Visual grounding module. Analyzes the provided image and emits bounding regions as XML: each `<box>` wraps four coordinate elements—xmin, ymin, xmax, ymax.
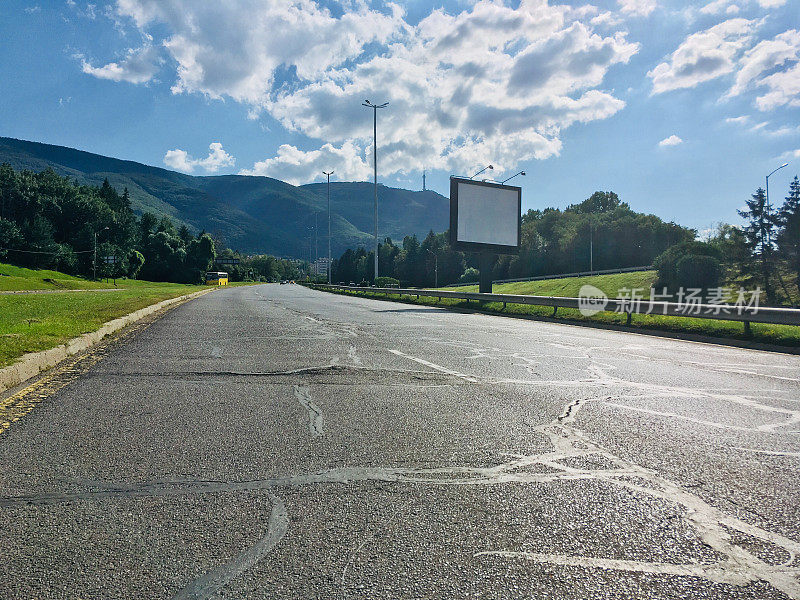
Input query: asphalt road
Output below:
<box><xmin>1</xmin><ymin>283</ymin><xmax>799</xmax><ymax>599</ymax></box>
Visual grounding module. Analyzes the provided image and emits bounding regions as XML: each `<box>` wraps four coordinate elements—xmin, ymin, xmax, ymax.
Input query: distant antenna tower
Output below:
<box><xmin>422</xmin><ymin>169</ymin><xmax>427</xmax><ymax>191</ymax></box>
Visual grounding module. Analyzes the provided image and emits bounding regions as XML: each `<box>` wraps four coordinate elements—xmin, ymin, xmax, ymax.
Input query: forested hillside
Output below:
<box><xmin>0</xmin><ymin>137</ymin><xmax>448</xmax><ymax>257</ymax></box>
<box><xmin>0</xmin><ymin>165</ymin><xmax>301</xmax><ymax>283</ymax></box>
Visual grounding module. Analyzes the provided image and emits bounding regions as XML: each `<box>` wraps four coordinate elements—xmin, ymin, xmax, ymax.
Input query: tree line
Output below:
<box><xmin>332</xmin><ymin>191</ymin><xmax>694</xmax><ymax>287</ymax></box>
<box><xmin>0</xmin><ymin>165</ymin><xmax>302</xmax><ymax>283</ymax></box>
<box><xmin>331</xmin><ymin>183</ymin><xmax>800</xmax><ymax>307</ymax></box>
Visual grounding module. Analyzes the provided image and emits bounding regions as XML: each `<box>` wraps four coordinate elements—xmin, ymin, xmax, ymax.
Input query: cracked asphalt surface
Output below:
<box><xmin>1</xmin><ymin>283</ymin><xmax>799</xmax><ymax>599</ymax></box>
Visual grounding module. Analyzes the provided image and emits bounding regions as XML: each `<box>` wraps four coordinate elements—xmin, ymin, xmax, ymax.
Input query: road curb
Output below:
<box><xmin>0</xmin><ymin>288</ymin><xmax>214</xmax><ymax>394</ymax></box>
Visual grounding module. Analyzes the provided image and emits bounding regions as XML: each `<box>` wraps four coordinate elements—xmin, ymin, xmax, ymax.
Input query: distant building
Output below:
<box><xmin>311</xmin><ymin>257</ymin><xmax>330</xmax><ymax>276</ymax></box>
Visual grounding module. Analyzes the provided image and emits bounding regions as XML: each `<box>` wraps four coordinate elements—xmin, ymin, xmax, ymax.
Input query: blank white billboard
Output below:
<box><xmin>453</xmin><ymin>180</ymin><xmax>520</xmax><ymax>250</ymax></box>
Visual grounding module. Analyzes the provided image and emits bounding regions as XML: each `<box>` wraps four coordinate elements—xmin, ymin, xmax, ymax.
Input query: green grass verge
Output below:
<box><xmin>316</xmin><ymin>286</ymin><xmax>800</xmax><ymax>349</ymax></box>
<box><xmin>446</xmin><ymin>270</ymin><xmax>658</xmax><ymax>298</ymax></box>
<box><xmin>0</xmin><ymin>278</ymin><xmax>207</xmax><ymax>368</ymax></box>
<box><xmin>0</xmin><ymin>263</ymin><xmax>116</xmax><ymax>291</ymax></box>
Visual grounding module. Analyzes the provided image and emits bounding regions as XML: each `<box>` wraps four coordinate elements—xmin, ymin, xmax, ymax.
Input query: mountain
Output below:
<box><xmin>0</xmin><ymin>136</ymin><xmax>449</xmax><ymax>257</ymax></box>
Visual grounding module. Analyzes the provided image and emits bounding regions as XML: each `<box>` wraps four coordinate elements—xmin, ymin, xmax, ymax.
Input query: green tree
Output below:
<box><xmin>185</xmin><ymin>233</ymin><xmax>216</xmax><ymax>283</ymax></box>
<box><xmin>738</xmin><ymin>187</ymin><xmax>778</xmax><ymax>303</ymax></box>
<box><xmin>127</xmin><ymin>249</ymin><xmax>145</xmax><ymax>279</ymax></box>
<box><xmin>777</xmin><ymin>175</ymin><xmax>800</xmax><ymax>297</ymax></box>
<box><xmin>0</xmin><ymin>218</ymin><xmax>23</xmax><ymax>260</ymax></box>
<box><xmin>708</xmin><ymin>223</ymin><xmax>751</xmax><ymax>282</ymax></box>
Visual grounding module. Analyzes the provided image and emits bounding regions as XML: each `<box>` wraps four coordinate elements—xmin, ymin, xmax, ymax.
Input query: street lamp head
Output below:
<box><xmin>520</xmin><ymin>171</ymin><xmax>526</xmax><ymax>176</ymax></box>
<box><xmin>781</xmin><ymin>162</ymin><xmax>789</xmax><ymax>168</ymax></box>
<box><xmin>488</xmin><ymin>165</ymin><xmax>494</xmax><ymax>169</ymax></box>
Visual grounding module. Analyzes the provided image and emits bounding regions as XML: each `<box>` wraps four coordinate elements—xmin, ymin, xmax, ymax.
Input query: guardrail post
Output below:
<box><xmin>502</xmin><ymin>302</ymin><xmax>506</xmax><ymax>311</ymax></box>
<box><xmin>552</xmin><ymin>306</ymin><xmax>557</xmax><ymax>316</ymax></box>
<box><xmin>626</xmin><ymin>310</ymin><xmax>632</xmax><ymax>326</ymax></box>
<box><xmin>744</xmin><ymin>320</ymin><xmax>752</xmax><ymax>337</ymax></box>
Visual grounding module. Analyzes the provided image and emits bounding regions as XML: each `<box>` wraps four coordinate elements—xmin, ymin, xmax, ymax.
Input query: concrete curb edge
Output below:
<box><xmin>0</xmin><ymin>288</ymin><xmax>214</xmax><ymax>394</ymax></box>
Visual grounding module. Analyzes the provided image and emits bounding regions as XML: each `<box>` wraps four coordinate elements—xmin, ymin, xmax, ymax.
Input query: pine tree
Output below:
<box><xmin>738</xmin><ymin>187</ymin><xmax>779</xmax><ymax>304</ymax></box>
<box><xmin>777</xmin><ymin>176</ymin><xmax>800</xmax><ymax>297</ymax></box>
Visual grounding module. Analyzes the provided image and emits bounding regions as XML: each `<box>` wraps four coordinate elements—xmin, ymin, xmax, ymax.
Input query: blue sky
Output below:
<box><xmin>0</xmin><ymin>0</ymin><xmax>798</xmax><ymax>233</ymax></box>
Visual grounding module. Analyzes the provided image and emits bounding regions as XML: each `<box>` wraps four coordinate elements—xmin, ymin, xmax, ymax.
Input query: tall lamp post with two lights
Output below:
<box><xmin>362</xmin><ymin>99</ymin><xmax>388</xmax><ymax>281</ymax></box>
<box><xmin>323</xmin><ymin>170</ymin><xmax>334</xmax><ymax>284</ymax></box>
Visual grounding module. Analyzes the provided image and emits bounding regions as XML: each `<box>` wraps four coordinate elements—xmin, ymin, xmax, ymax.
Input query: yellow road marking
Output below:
<box><xmin>0</xmin><ymin>316</ymin><xmax>157</xmax><ymax>436</ymax></box>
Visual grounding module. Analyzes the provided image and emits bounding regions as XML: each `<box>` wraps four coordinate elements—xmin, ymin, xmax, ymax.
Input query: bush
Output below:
<box><xmin>676</xmin><ymin>254</ymin><xmax>723</xmax><ymax>290</ymax></box>
<box><xmin>460</xmin><ymin>267</ymin><xmax>480</xmax><ymax>283</ymax></box>
<box><xmin>375</xmin><ymin>276</ymin><xmax>400</xmax><ymax>287</ymax></box>
<box><xmin>654</xmin><ymin>241</ymin><xmax>722</xmax><ymax>291</ymax></box>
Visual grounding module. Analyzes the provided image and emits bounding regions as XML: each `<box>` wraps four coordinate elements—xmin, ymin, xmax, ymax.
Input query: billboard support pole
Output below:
<box><xmin>479</xmin><ymin>253</ymin><xmax>493</xmax><ymax>294</ymax></box>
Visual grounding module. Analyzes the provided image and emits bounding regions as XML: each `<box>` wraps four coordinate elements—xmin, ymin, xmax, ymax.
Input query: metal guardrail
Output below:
<box><xmin>314</xmin><ymin>284</ymin><xmax>800</xmax><ymax>328</ymax></box>
<box><xmin>445</xmin><ymin>265</ymin><xmax>654</xmax><ymax>287</ymax></box>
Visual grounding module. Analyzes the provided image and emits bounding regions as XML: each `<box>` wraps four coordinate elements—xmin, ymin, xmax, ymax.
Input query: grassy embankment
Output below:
<box><xmin>319</xmin><ymin>270</ymin><xmax>800</xmax><ymax>349</ymax></box>
<box><xmin>0</xmin><ymin>263</ymin><xmax>210</xmax><ymax>368</ymax></box>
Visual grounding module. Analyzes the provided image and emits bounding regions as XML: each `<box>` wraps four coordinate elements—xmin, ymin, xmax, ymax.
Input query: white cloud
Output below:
<box><xmin>778</xmin><ymin>148</ymin><xmax>800</xmax><ymax>161</ymax></box>
<box><xmin>699</xmin><ymin>0</ymin><xmax>740</xmax><ymax>15</ymax></box>
<box><xmin>658</xmin><ymin>134</ymin><xmax>683</xmax><ymax>146</ymax></box>
<box><xmin>240</xmin><ymin>141</ymin><xmax>371</xmax><ymax>185</ymax></box>
<box><xmin>725</xmin><ymin>115</ymin><xmax>749</xmax><ymax>124</ymax></box>
<box><xmin>163</xmin><ymin>142</ymin><xmax>235</xmax><ymax>174</ymax></box>
<box><xmin>727</xmin><ymin>29</ymin><xmax>800</xmax><ymax>110</ymax></box>
<box><xmin>89</xmin><ymin>1</ymin><xmax>639</xmax><ymax>184</ymax></box>
<box><xmin>757</xmin><ymin>0</ymin><xmax>786</xmax><ymax>7</ymax></box>
<box><xmin>648</xmin><ymin>18</ymin><xmax>758</xmax><ymax>94</ymax></box>
<box><xmin>24</xmin><ymin>5</ymin><xmax>41</xmax><ymax>13</ymax></box>
<box><xmin>114</xmin><ymin>0</ymin><xmax>404</xmax><ymax>104</ymax></box>
<box><xmin>81</xmin><ymin>44</ymin><xmax>162</xmax><ymax>84</ymax></box>
<box><xmin>762</xmin><ymin>124</ymin><xmax>800</xmax><ymax>136</ymax></box>
<box><xmin>725</xmin><ymin>115</ymin><xmax>800</xmax><ymax>136</ymax></box>
<box><xmin>617</xmin><ymin>0</ymin><xmax>657</xmax><ymax>17</ymax></box>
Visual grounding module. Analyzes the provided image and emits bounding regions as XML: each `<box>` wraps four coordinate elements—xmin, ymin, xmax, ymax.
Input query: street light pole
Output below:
<box><xmin>323</xmin><ymin>170</ymin><xmax>334</xmax><ymax>284</ymax></box>
<box><xmin>766</xmin><ymin>162</ymin><xmax>789</xmax><ymax>247</ymax></box>
<box><xmin>362</xmin><ymin>99</ymin><xmax>388</xmax><ymax>281</ymax></box>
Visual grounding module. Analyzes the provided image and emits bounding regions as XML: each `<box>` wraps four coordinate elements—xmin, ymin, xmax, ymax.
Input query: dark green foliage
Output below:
<box><xmin>708</xmin><ymin>224</ymin><xmax>750</xmax><ymax>280</ymax></box>
<box><xmin>0</xmin><ymin>218</ymin><xmax>23</xmax><ymax>260</ymax></box>
<box><xmin>0</xmin><ymin>162</ymin><xmax>295</xmax><ymax>284</ymax></box>
<box><xmin>331</xmin><ymin>190</ymin><xmax>693</xmax><ymax>288</ymax></box>
<box><xmin>675</xmin><ymin>254</ymin><xmax>723</xmax><ymax>290</ymax></box>
<box><xmin>739</xmin><ymin>187</ymin><xmax>780</xmax><ymax>303</ymax></box>
<box><xmin>654</xmin><ymin>241</ymin><xmax>722</xmax><ymax>290</ymax></box>
<box><xmin>127</xmin><ymin>250</ymin><xmax>145</xmax><ymax>279</ymax></box>
<box><xmin>777</xmin><ymin>176</ymin><xmax>800</xmax><ymax>297</ymax></box>
<box><xmin>460</xmin><ymin>267</ymin><xmax>480</xmax><ymax>283</ymax></box>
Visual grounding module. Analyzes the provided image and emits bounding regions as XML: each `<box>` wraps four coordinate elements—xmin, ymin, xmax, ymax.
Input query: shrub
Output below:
<box><xmin>654</xmin><ymin>241</ymin><xmax>722</xmax><ymax>291</ymax></box>
<box><xmin>676</xmin><ymin>254</ymin><xmax>723</xmax><ymax>290</ymax></box>
<box><xmin>375</xmin><ymin>276</ymin><xmax>400</xmax><ymax>287</ymax></box>
<box><xmin>460</xmin><ymin>267</ymin><xmax>480</xmax><ymax>283</ymax></box>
